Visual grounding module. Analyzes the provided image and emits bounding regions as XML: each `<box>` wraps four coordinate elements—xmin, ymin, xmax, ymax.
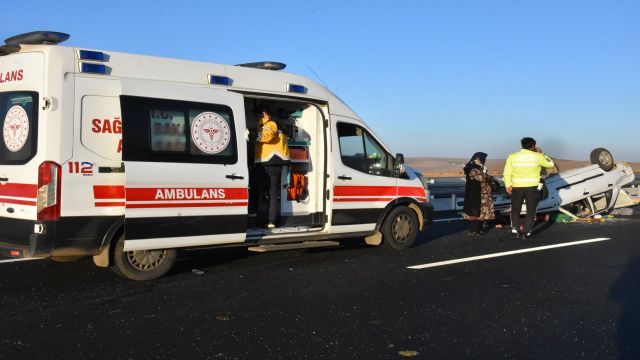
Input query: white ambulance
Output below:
<box><xmin>0</xmin><ymin>31</ymin><xmax>432</xmax><ymax>280</ymax></box>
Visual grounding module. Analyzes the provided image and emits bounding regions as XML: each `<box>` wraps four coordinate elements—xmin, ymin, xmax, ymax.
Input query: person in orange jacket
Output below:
<box><xmin>249</xmin><ymin>105</ymin><xmax>290</xmax><ymax>228</ymax></box>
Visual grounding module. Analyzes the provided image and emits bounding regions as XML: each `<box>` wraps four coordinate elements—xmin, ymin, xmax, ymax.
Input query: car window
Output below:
<box><xmin>337</xmin><ymin>122</ymin><xmax>393</xmax><ymax>177</ymax></box>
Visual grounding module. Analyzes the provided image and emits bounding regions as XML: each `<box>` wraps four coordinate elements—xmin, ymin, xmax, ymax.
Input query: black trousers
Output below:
<box><xmin>248</xmin><ymin>164</ymin><xmax>282</xmax><ymax>224</ymax></box>
<box><xmin>263</xmin><ymin>165</ymin><xmax>282</xmax><ymax>223</ymax></box>
<box><xmin>468</xmin><ymin>220</ymin><xmax>483</xmax><ymax>233</ymax></box>
<box><xmin>510</xmin><ymin>186</ymin><xmax>540</xmax><ymax>234</ymax></box>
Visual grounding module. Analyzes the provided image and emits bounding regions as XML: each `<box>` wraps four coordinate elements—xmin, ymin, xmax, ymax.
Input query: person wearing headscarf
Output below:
<box><xmin>463</xmin><ymin>152</ymin><xmax>496</xmax><ymax>235</ymax></box>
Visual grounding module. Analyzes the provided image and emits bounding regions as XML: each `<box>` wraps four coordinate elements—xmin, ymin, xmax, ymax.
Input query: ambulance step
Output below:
<box><xmin>248</xmin><ymin>241</ymin><xmax>340</xmax><ymax>253</ymax></box>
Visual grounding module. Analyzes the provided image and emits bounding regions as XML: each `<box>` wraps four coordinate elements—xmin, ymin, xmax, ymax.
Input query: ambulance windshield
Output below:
<box><xmin>0</xmin><ymin>91</ymin><xmax>38</xmax><ymax>164</ymax></box>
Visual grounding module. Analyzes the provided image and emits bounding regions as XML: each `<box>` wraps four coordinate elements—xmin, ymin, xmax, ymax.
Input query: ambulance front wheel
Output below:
<box><xmin>382</xmin><ymin>206</ymin><xmax>419</xmax><ymax>250</ymax></box>
<box><xmin>111</xmin><ymin>234</ymin><xmax>178</xmax><ymax>281</ymax></box>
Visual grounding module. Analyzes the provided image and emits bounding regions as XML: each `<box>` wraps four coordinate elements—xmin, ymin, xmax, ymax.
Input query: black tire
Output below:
<box><xmin>111</xmin><ymin>234</ymin><xmax>177</xmax><ymax>281</ymax></box>
<box><xmin>590</xmin><ymin>148</ymin><xmax>614</xmax><ymax>171</ymax></box>
<box><xmin>382</xmin><ymin>206</ymin><xmax>419</xmax><ymax>250</ymax></box>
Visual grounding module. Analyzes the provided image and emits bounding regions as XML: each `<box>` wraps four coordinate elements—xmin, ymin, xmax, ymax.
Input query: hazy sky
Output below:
<box><xmin>2</xmin><ymin>0</ymin><xmax>638</xmax><ymax>160</ymax></box>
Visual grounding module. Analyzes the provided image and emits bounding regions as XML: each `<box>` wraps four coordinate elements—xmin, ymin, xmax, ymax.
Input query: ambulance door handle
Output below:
<box><xmin>338</xmin><ymin>175</ymin><xmax>352</xmax><ymax>181</ymax></box>
<box><xmin>0</xmin><ymin>177</ymin><xmax>7</xmax><ymax>182</ymax></box>
<box><xmin>226</xmin><ymin>174</ymin><xmax>244</xmax><ymax>180</ymax></box>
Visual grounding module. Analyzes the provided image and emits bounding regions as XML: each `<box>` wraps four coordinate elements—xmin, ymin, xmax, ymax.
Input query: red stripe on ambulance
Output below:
<box><xmin>398</xmin><ymin>186</ymin><xmax>427</xmax><ymax>198</ymax></box>
<box><xmin>0</xmin><ymin>197</ymin><xmax>37</xmax><ymax>206</ymax></box>
<box><xmin>333</xmin><ymin>186</ymin><xmax>426</xmax><ymax>202</ymax></box>
<box><xmin>334</xmin><ymin>186</ymin><xmax>396</xmax><ymax>197</ymax></box>
<box><xmin>93</xmin><ymin>185</ymin><xmax>125</xmax><ymax>199</ymax></box>
<box><xmin>126</xmin><ymin>201</ymin><xmax>248</xmax><ymax>209</ymax></box>
<box><xmin>92</xmin><ymin>185</ymin><xmax>126</xmax><ymax>207</ymax></box>
<box><xmin>126</xmin><ymin>187</ymin><xmax>248</xmax><ymax>201</ymax></box>
<box><xmin>0</xmin><ymin>183</ymin><xmax>38</xmax><ymax>199</ymax></box>
<box><xmin>333</xmin><ymin>197</ymin><xmax>396</xmax><ymax>202</ymax></box>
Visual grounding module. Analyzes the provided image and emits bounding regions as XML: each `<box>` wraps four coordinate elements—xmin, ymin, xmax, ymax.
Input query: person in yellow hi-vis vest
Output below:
<box><xmin>249</xmin><ymin>105</ymin><xmax>290</xmax><ymax>229</ymax></box>
<box><xmin>503</xmin><ymin>137</ymin><xmax>554</xmax><ymax>239</ymax></box>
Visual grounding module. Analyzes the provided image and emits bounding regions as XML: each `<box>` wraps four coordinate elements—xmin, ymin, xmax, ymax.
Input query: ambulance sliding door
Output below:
<box><xmin>120</xmin><ymin>79</ymin><xmax>248</xmax><ymax>251</ymax></box>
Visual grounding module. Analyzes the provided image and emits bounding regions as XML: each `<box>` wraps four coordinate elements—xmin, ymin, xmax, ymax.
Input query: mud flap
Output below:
<box><xmin>365</xmin><ymin>230</ymin><xmax>382</xmax><ymax>246</ymax></box>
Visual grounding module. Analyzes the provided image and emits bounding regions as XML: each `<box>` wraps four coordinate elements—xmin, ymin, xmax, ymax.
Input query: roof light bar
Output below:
<box><xmin>209</xmin><ymin>75</ymin><xmax>232</xmax><ymax>86</ymax></box>
<box><xmin>236</xmin><ymin>61</ymin><xmax>286</xmax><ymax>71</ymax></box>
<box><xmin>0</xmin><ymin>44</ymin><xmax>20</xmax><ymax>56</ymax></box>
<box><xmin>5</xmin><ymin>31</ymin><xmax>70</xmax><ymax>46</ymax></box>
<box><xmin>287</xmin><ymin>84</ymin><xmax>307</xmax><ymax>94</ymax></box>
<box><xmin>78</xmin><ymin>50</ymin><xmax>106</xmax><ymax>61</ymax></box>
<box><xmin>79</xmin><ymin>62</ymin><xmax>108</xmax><ymax>75</ymax></box>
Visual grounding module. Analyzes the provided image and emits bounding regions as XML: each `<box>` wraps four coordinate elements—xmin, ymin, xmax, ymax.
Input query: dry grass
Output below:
<box><xmin>407</xmin><ymin>157</ymin><xmax>640</xmax><ymax>178</ymax></box>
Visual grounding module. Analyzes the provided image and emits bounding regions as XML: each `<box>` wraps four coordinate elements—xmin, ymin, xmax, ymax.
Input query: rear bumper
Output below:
<box><xmin>0</xmin><ymin>218</ymin><xmax>55</xmax><ymax>258</ymax></box>
<box><xmin>0</xmin><ymin>216</ymin><xmax>121</xmax><ymax>259</ymax></box>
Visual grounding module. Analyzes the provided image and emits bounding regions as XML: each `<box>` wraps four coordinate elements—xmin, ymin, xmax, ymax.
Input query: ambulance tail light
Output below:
<box><xmin>37</xmin><ymin>161</ymin><xmax>61</xmax><ymax>221</ymax></box>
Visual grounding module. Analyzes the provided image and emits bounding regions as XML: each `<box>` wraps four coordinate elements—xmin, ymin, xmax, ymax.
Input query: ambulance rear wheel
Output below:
<box><xmin>111</xmin><ymin>234</ymin><xmax>177</xmax><ymax>281</ymax></box>
<box><xmin>382</xmin><ymin>206</ymin><xmax>418</xmax><ymax>250</ymax></box>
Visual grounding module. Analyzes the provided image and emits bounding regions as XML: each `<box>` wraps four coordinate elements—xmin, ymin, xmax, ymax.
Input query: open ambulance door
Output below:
<box><xmin>119</xmin><ymin>79</ymin><xmax>248</xmax><ymax>251</ymax></box>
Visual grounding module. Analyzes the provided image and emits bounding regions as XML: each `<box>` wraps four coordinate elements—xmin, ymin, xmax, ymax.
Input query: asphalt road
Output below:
<box><xmin>1</xmin><ymin>210</ymin><xmax>639</xmax><ymax>359</ymax></box>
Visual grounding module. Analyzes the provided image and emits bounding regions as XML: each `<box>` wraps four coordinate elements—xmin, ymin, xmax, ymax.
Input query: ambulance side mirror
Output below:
<box><xmin>394</xmin><ymin>153</ymin><xmax>405</xmax><ymax>176</ymax></box>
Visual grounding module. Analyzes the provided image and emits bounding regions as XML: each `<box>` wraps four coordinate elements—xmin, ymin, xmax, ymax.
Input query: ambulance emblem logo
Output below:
<box><xmin>3</xmin><ymin>105</ymin><xmax>29</xmax><ymax>152</ymax></box>
<box><xmin>191</xmin><ymin>112</ymin><xmax>231</xmax><ymax>154</ymax></box>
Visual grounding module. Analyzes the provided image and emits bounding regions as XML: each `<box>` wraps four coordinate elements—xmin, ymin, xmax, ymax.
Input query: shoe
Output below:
<box><xmin>523</xmin><ymin>232</ymin><xmax>535</xmax><ymax>240</ymax></box>
<box><xmin>515</xmin><ymin>231</ymin><xmax>525</xmax><ymax>240</ymax></box>
<box><xmin>267</xmin><ymin>223</ymin><xmax>276</xmax><ymax>229</ymax></box>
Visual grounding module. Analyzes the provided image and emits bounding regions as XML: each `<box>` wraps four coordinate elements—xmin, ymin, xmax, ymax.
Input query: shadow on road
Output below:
<box><xmin>171</xmin><ymin>246</ymin><xmax>258</xmax><ymax>276</ymax></box>
<box><xmin>610</xmin><ymin>256</ymin><xmax>640</xmax><ymax>359</ymax></box>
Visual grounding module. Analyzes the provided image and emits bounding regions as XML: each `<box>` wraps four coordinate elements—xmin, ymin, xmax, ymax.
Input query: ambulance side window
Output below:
<box><xmin>337</xmin><ymin>122</ymin><xmax>393</xmax><ymax>177</ymax></box>
<box><xmin>121</xmin><ymin>96</ymin><xmax>238</xmax><ymax>164</ymax></box>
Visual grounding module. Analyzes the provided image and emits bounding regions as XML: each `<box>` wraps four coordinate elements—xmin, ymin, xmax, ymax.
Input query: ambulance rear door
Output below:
<box><xmin>119</xmin><ymin>79</ymin><xmax>248</xmax><ymax>251</ymax></box>
<box><xmin>0</xmin><ymin>53</ymin><xmax>44</xmax><ymax>223</ymax></box>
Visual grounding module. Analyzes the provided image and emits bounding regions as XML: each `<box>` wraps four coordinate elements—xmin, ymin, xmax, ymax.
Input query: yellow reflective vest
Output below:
<box><xmin>254</xmin><ymin>115</ymin><xmax>289</xmax><ymax>165</ymax></box>
<box><xmin>503</xmin><ymin>149</ymin><xmax>555</xmax><ymax>188</ymax></box>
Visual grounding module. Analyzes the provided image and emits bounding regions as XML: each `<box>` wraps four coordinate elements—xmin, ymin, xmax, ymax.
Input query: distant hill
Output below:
<box><xmin>407</xmin><ymin>157</ymin><xmax>640</xmax><ymax>178</ymax></box>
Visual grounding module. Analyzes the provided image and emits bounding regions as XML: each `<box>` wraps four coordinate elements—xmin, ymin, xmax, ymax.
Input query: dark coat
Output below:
<box><xmin>463</xmin><ymin>162</ymin><xmax>483</xmax><ymax>217</ymax></box>
<box><xmin>462</xmin><ymin>161</ymin><xmax>495</xmax><ymax>220</ymax></box>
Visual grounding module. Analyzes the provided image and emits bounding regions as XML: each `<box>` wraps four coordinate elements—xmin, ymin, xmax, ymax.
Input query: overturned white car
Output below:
<box><xmin>493</xmin><ymin>148</ymin><xmax>637</xmax><ymax>219</ymax></box>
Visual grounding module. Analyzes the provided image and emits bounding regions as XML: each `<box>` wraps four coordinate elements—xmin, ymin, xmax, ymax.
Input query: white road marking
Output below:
<box><xmin>407</xmin><ymin>237</ymin><xmax>612</xmax><ymax>270</ymax></box>
<box><xmin>0</xmin><ymin>258</ymin><xmax>44</xmax><ymax>264</ymax></box>
<box><xmin>433</xmin><ymin>217</ymin><xmax>464</xmax><ymax>223</ymax></box>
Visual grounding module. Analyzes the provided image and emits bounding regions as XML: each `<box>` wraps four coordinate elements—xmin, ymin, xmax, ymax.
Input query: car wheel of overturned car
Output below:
<box><xmin>382</xmin><ymin>206</ymin><xmax>419</xmax><ymax>250</ymax></box>
<box><xmin>590</xmin><ymin>148</ymin><xmax>614</xmax><ymax>171</ymax></box>
<box><xmin>111</xmin><ymin>234</ymin><xmax>177</xmax><ymax>281</ymax></box>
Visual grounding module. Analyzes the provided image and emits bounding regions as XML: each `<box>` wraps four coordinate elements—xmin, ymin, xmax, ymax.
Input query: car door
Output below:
<box><xmin>330</xmin><ymin>117</ymin><xmax>397</xmax><ymax>234</ymax></box>
<box><xmin>120</xmin><ymin>79</ymin><xmax>248</xmax><ymax>251</ymax></box>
